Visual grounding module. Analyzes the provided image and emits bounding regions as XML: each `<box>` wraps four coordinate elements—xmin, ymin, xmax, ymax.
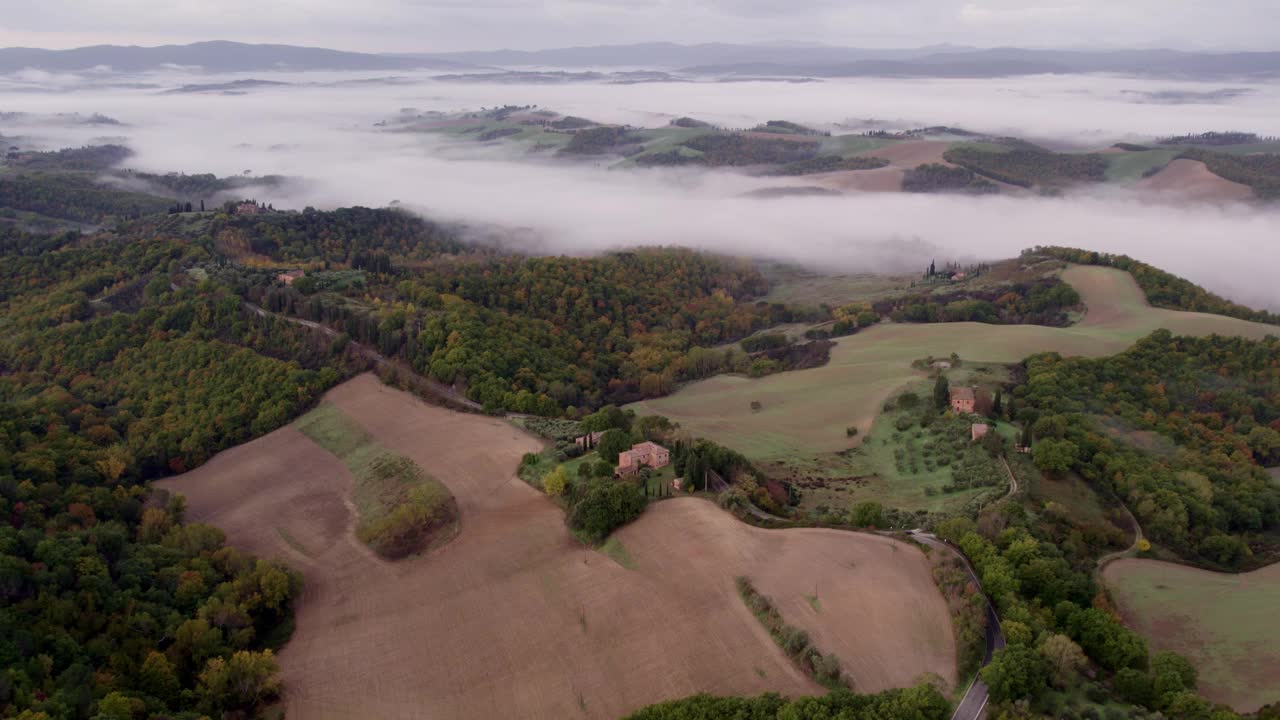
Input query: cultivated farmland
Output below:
<box><xmin>1103</xmin><ymin>559</ymin><xmax>1280</xmax><ymax>712</ymax></box>
<box><xmin>160</xmin><ymin>374</ymin><xmax>956</xmax><ymax>719</ymax></box>
<box><xmin>629</xmin><ymin>266</ymin><xmax>1277</xmax><ymax>462</ymax></box>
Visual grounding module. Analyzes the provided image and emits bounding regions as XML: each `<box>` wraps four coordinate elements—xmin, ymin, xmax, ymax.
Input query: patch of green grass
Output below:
<box><xmin>805</xmin><ymin>594</ymin><xmax>821</xmax><ymax>613</ymax></box>
<box><xmin>296</xmin><ymin>403</ymin><xmax>457</xmax><ymax>560</ymax></box>
<box><xmin>1105</xmin><ymin>149</ymin><xmax>1178</xmax><ymax>182</ymax></box>
<box><xmin>600</xmin><ymin>536</ymin><xmax>636</xmax><ymax>569</ymax></box>
<box><xmin>629</xmin><ymin>266</ymin><xmax>1275</xmax><ymax>466</ymax></box>
<box><xmin>1104</xmin><ymin>560</ymin><xmax>1280</xmax><ymax>712</ymax></box>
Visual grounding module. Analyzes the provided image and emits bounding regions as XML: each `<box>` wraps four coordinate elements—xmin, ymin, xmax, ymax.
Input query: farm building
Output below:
<box><xmin>950</xmin><ymin>386</ymin><xmax>976</xmax><ymax>414</ymax></box>
<box><xmin>574</xmin><ymin>431</ymin><xmax>604</xmax><ymax>450</ymax></box>
<box><xmin>971</xmin><ymin>424</ymin><xmax>990</xmax><ymax>442</ymax></box>
<box><xmin>277</xmin><ymin>269</ymin><xmax>305</xmax><ymax>286</ymax></box>
<box><xmin>616</xmin><ymin>441</ymin><xmax>670</xmax><ymax>477</ymax></box>
<box><xmin>235</xmin><ymin>201</ymin><xmax>262</xmax><ymax>215</ymax></box>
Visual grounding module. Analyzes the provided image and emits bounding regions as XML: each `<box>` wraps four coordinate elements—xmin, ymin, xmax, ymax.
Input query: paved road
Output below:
<box><xmin>909</xmin><ymin>530</ymin><xmax>1004</xmax><ymax>720</ymax></box>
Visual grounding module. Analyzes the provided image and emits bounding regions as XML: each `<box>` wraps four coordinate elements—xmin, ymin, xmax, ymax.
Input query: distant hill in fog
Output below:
<box><xmin>0</xmin><ymin>41</ymin><xmax>472</xmax><ymax>74</ymax></box>
<box><xmin>413</xmin><ymin>43</ymin><xmax>1280</xmax><ymax>79</ymax></box>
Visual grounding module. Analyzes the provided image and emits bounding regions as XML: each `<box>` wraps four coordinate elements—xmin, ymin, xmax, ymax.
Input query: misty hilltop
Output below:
<box><xmin>0</xmin><ymin>40</ymin><xmax>472</xmax><ymax>74</ymax></box>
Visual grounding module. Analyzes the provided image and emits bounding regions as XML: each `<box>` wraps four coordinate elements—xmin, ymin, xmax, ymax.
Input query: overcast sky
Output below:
<box><xmin>1</xmin><ymin>0</ymin><xmax>1278</xmax><ymax>54</ymax></box>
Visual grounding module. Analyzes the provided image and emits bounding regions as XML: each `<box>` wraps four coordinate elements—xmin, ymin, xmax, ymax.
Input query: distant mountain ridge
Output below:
<box><xmin>0</xmin><ymin>40</ymin><xmax>471</xmax><ymax>73</ymax></box>
<box><xmin>4</xmin><ymin>40</ymin><xmax>1280</xmax><ymax>79</ymax></box>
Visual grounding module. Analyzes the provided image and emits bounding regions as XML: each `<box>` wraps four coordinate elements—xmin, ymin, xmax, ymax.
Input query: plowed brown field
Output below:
<box><xmin>1135</xmin><ymin>158</ymin><xmax>1255</xmax><ymax>203</ymax></box>
<box><xmin>159</xmin><ymin>374</ymin><xmax>956</xmax><ymax>719</ymax></box>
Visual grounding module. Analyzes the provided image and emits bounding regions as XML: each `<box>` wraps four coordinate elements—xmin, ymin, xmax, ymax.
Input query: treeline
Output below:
<box><xmin>0</xmin><ymin>228</ymin><xmax>354</xmax><ymax>717</ymax></box>
<box><xmin>1177</xmin><ymin>147</ymin><xmax>1280</xmax><ymax>200</ymax></box>
<box><xmin>1032</xmin><ymin>246</ymin><xmax>1280</xmax><ymax>325</ymax></box>
<box><xmin>767</xmin><ymin>154</ymin><xmax>888</xmax><ymax>176</ymax></box>
<box><xmin>1158</xmin><ymin>132</ymin><xmax>1267</xmax><ymax>146</ymax></box>
<box><xmin>943</xmin><ymin>146</ymin><xmax>1109</xmax><ymax>188</ymax></box>
<box><xmin>210</xmin><ymin>205</ymin><xmax>469</xmax><ymax>265</ymax></box>
<box><xmin>873</xmin><ymin>277</ymin><xmax>1081</xmax><ymax>326</ymax></box>
<box><xmin>903</xmin><ymin>163</ymin><xmax>999</xmax><ymax>194</ymax></box>
<box><xmin>116</xmin><ymin>170</ymin><xmax>286</xmax><ymax>199</ymax></box>
<box><xmin>624</xmin><ymin>686</ymin><xmax>950</xmax><ymax>720</ymax></box>
<box><xmin>1015</xmin><ymin>331</ymin><xmax>1280</xmax><ymax>569</ymax></box>
<box><xmin>0</xmin><ymin>173</ymin><xmax>175</xmax><ymax>224</ymax></box>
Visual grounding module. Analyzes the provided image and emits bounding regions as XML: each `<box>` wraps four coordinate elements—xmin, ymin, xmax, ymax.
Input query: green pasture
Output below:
<box><xmin>1103</xmin><ymin>559</ymin><xmax>1280</xmax><ymax>713</ymax></box>
<box><xmin>1105</xmin><ymin>149</ymin><xmax>1179</xmax><ymax>182</ymax></box>
<box><xmin>630</xmin><ymin>266</ymin><xmax>1276</xmax><ymax>466</ymax></box>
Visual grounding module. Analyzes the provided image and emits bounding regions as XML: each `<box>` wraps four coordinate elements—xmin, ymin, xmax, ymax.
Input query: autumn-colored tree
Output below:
<box><xmin>543</xmin><ymin>466</ymin><xmax>569</xmax><ymax>496</ymax></box>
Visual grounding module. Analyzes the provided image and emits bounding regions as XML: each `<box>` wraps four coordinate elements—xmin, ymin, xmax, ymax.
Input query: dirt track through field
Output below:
<box><xmin>162</xmin><ymin>374</ymin><xmax>956</xmax><ymax>719</ymax></box>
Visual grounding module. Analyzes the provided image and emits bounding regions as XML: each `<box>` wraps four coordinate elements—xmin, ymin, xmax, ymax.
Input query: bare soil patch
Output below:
<box><xmin>162</xmin><ymin>374</ymin><xmax>955</xmax><ymax>719</ymax></box>
<box><xmin>1135</xmin><ymin>158</ymin><xmax>1255</xmax><ymax>203</ymax></box>
<box><xmin>863</xmin><ymin>140</ymin><xmax>954</xmax><ymax>168</ymax></box>
<box><xmin>809</xmin><ymin>166</ymin><xmax>906</xmax><ymax>193</ymax></box>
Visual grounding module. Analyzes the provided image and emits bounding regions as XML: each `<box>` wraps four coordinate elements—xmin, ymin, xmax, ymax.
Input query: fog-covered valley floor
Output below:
<box><xmin>3</xmin><ymin>68</ymin><xmax>1279</xmax><ymax>310</ymax></box>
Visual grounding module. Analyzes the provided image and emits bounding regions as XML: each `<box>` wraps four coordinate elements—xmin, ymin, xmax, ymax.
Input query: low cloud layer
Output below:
<box><xmin>3</xmin><ymin>69</ymin><xmax>1279</xmax><ymax>311</ymax></box>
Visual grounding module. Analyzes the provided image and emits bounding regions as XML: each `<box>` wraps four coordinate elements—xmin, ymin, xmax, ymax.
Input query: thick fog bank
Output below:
<box><xmin>2</xmin><ymin>70</ymin><xmax>1278</xmax><ymax>311</ymax></box>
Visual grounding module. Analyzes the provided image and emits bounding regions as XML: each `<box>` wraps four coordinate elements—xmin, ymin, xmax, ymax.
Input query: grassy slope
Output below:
<box><xmin>1105</xmin><ymin>149</ymin><xmax>1179</xmax><ymax>182</ymax></box>
<box><xmin>1103</xmin><ymin>559</ymin><xmax>1280</xmax><ymax>713</ymax></box>
<box><xmin>295</xmin><ymin>402</ymin><xmax>457</xmax><ymax>558</ymax></box>
<box><xmin>629</xmin><ymin>266</ymin><xmax>1276</xmax><ymax>464</ymax></box>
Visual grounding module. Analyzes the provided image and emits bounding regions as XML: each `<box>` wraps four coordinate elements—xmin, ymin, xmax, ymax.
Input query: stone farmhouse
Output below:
<box><xmin>950</xmin><ymin>386</ymin><xmax>976</xmax><ymax>414</ymax></box>
<box><xmin>616</xmin><ymin>441</ymin><xmax>670</xmax><ymax>477</ymax></box>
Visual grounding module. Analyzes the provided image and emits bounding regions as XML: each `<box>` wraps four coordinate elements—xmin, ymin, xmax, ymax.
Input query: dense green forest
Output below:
<box><xmin>677</xmin><ymin>134</ymin><xmax>820</xmax><ymax>166</ymax></box>
<box><xmin>902</xmin><ymin>163</ymin><xmax>999</xmax><ymax>193</ymax></box>
<box><xmin>5</xmin><ymin>145</ymin><xmax>134</xmax><ymax>172</ymax></box>
<box><xmin>0</xmin><ymin>224</ymin><xmax>356</xmax><ymax>718</ymax></box>
<box><xmin>206</xmin><ymin>205</ymin><xmax>468</xmax><ymax>264</ymax></box>
<box><xmin>943</xmin><ymin>147</ymin><xmax>1109</xmax><ymax>188</ymax></box>
<box><xmin>0</xmin><ymin>173</ymin><xmax>176</xmax><ymax>224</ymax></box>
<box><xmin>259</xmin><ymin>248</ymin><xmax>791</xmax><ymax>413</ymax></box>
<box><xmin>1033</xmin><ymin>247</ymin><xmax>1280</xmax><ymax>325</ymax></box>
<box><xmin>1014</xmin><ymin>331</ymin><xmax>1280</xmax><ymax>569</ymax></box>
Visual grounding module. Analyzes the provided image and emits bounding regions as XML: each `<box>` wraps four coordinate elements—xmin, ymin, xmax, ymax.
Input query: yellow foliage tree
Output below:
<box><xmin>543</xmin><ymin>466</ymin><xmax>569</xmax><ymax>496</ymax></box>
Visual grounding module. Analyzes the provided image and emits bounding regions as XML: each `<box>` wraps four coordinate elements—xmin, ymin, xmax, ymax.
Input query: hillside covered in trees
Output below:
<box><xmin>0</xmin><ymin>225</ymin><xmax>357</xmax><ymax>719</ymax></box>
<box><xmin>1015</xmin><ymin>331</ymin><xmax>1280</xmax><ymax>568</ymax></box>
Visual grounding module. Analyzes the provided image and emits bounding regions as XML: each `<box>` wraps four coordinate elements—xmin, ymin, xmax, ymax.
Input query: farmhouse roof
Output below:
<box><xmin>631</xmin><ymin>441</ymin><xmax>667</xmax><ymax>454</ymax></box>
<box><xmin>951</xmin><ymin>387</ymin><xmax>976</xmax><ymax>401</ymax></box>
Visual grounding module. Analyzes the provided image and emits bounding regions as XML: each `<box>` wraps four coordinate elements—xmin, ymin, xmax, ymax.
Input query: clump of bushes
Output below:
<box><xmin>355</xmin><ymin>455</ymin><xmax>458</xmax><ymax>559</ymax></box>
<box><xmin>736</xmin><ymin>577</ymin><xmax>846</xmax><ymax>689</ymax></box>
<box><xmin>566</xmin><ymin>479</ymin><xmax>647</xmax><ymax>543</ymax></box>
